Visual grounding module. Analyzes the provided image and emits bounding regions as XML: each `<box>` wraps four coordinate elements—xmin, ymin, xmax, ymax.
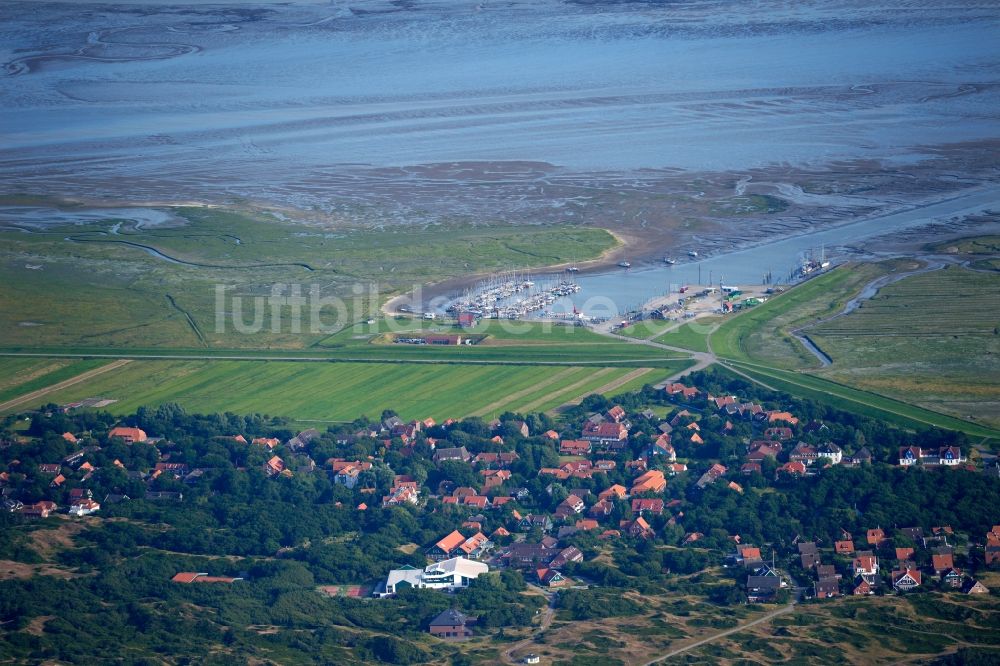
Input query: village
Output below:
<box><xmin>3</xmin><ymin>366</ymin><xmax>996</xmax><ymax>658</ymax></box>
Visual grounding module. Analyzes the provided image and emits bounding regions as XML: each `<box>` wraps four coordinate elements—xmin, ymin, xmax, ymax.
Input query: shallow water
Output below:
<box><xmin>549</xmin><ymin>184</ymin><xmax>1000</xmax><ymax>315</ymax></box>
<box><xmin>0</xmin><ymin>206</ymin><xmax>184</xmax><ymax>229</ymax></box>
<box><xmin>1</xmin><ymin>0</ymin><xmax>998</xmax><ymax>206</ymax></box>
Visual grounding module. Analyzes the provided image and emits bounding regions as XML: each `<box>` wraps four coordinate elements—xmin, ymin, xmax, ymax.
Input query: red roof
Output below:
<box><xmin>833</xmin><ymin>539</ymin><xmax>854</xmax><ymax>555</ymax></box>
<box><xmin>108</xmin><ymin>426</ymin><xmax>147</xmax><ymax>442</ymax></box>
<box><xmin>435</xmin><ymin>530</ymin><xmax>466</xmax><ymax>553</ymax></box>
<box><xmin>933</xmin><ymin>553</ymin><xmax>954</xmax><ymax>572</ymax></box>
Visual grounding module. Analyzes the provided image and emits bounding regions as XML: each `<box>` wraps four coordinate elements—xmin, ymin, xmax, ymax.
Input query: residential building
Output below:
<box><xmin>581</xmin><ymin>421</ymin><xmax>628</xmax><ymax>447</ymax></box>
<box><xmin>630</xmin><ymin>470</ymin><xmax>666</xmax><ymax>495</ymax></box>
<box><xmin>746</xmin><ymin>575</ymin><xmax>782</xmax><ymax>603</ymax></box>
<box><xmin>816</xmin><ymin>443</ymin><xmax>842</xmax><ymax>465</ymax></box>
<box><xmin>853</xmin><ymin>552</ymin><xmax>879</xmax><ymax>577</ymax></box>
<box><xmin>867</xmin><ymin>528</ymin><xmax>886</xmax><ymax>547</ymax></box>
<box><xmin>696</xmin><ymin>463</ymin><xmax>727</xmax><ymax>489</ymax></box>
<box><xmin>625</xmin><ymin>516</ymin><xmax>655</xmax><ymax>539</ymax></box>
<box><xmin>428</xmin><ymin>609</ymin><xmax>475</xmax><ymax>640</ymax></box>
<box><xmin>108</xmin><ymin>426</ymin><xmax>147</xmax><ymax>444</ymax></box>
<box><xmin>814</xmin><ymin>578</ymin><xmax>839</xmax><ymax>599</ymax></box>
<box><xmin>330</xmin><ymin>459</ymin><xmax>372</xmax><ymax>488</ymax></box>
<box><xmin>932</xmin><ymin>552</ymin><xmax>954</xmax><ymax>574</ymax></box>
<box><xmin>549</xmin><ymin>546</ymin><xmax>584</xmax><ymax>569</ymax></box>
<box><xmin>938</xmin><ymin>446</ymin><xmax>964</xmax><ymax>466</ymax></box>
<box><xmin>433</xmin><ymin>447</ymin><xmax>471</xmax><ymax>463</ymax></box>
<box><xmin>559</xmin><ymin>439</ymin><xmax>592</xmax><ymax>456</ymax></box>
<box><xmin>263</xmin><ymin>456</ymin><xmax>288</xmax><ymax>477</ymax></box>
<box><xmin>899</xmin><ymin>446</ymin><xmax>921</xmax><ymax>466</ymax></box>
<box><xmin>535</xmin><ymin>568</ymin><xmax>571</xmax><ymax>588</ymax></box>
<box><xmin>941</xmin><ymin>568</ymin><xmax>964</xmax><ymax>588</ymax></box>
<box><xmin>501</xmin><ymin>543</ymin><xmax>555</xmax><ymax>569</ymax></box>
<box><xmin>892</xmin><ymin>568</ymin><xmax>921</xmax><ymax>592</ymax></box>
<box><xmin>631</xmin><ymin>498</ymin><xmax>664</xmax><ymax>515</ymax></box>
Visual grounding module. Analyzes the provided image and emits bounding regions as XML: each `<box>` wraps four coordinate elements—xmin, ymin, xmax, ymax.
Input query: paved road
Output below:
<box><xmin>0</xmin><ymin>351</ymin><xmax>659</xmax><ymax>366</ymax></box>
<box><xmin>588</xmin><ymin>321</ymin><xmax>787</xmax><ymax>395</ymax></box>
<box><xmin>595</xmin><ymin>327</ymin><xmax>715</xmax><ymax>383</ymax></box>
<box><xmin>642</xmin><ymin>603</ymin><xmax>796</xmax><ymax>665</ymax></box>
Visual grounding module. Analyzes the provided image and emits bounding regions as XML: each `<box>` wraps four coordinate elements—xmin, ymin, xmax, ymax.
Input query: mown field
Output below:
<box><xmin>0</xmin><ymin>359</ymin><xmax>671</xmax><ymax>422</ymax></box>
<box><xmin>808</xmin><ymin>265</ymin><xmax>1000</xmax><ymax>430</ymax></box>
<box><xmin>0</xmin><ymin>359</ymin><xmax>109</xmax><ymax>405</ymax></box>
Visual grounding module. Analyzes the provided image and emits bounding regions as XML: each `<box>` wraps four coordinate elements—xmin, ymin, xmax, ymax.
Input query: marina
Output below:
<box><xmin>432</xmin><ymin>184</ymin><xmax>1000</xmax><ymax>321</ymax></box>
<box><xmin>445</xmin><ymin>271</ymin><xmax>582</xmax><ymax>320</ymax></box>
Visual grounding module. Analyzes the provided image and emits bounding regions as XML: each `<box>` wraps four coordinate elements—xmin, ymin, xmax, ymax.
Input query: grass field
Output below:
<box><xmin>808</xmin><ymin>265</ymin><xmax>1000</xmax><ymax>430</ymax></box>
<box><xmin>0</xmin><ymin>206</ymin><xmax>616</xmax><ymax>350</ymax></box>
<box><xmin>709</xmin><ymin>261</ymin><xmax>912</xmax><ymax>369</ymax></box>
<box><xmin>0</xmin><ymin>358</ymin><xmax>679</xmax><ymax>422</ymax></box>
<box><xmin>681</xmin><ymin>593</ymin><xmax>1000</xmax><ymax>665</ymax></box>
<box><xmin>654</xmin><ymin>317</ymin><xmax>720</xmax><ymax>353</ymax></box>
<box><xmin>617</xmin><ymin>319</ymin><xmax>678</xmax><ymax>340</ymax></box>
<box><xmin>0</xmin><ymin>359</ymin><xmax>110</xmax><ymax>404</ymax></box>
<box><xmin>722</xmin><ymin>361</ymin><xmax>1000</xmax><ymax>441</ymax></box>
<box><xmin>927</xmin><ymin>234</ymin><xmax>1000</xmax><ymax>255</ymax></box>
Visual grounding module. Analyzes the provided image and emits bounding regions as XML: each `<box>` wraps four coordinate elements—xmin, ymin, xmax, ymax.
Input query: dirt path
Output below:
<box><xmin>0</xmin><ymin>359</ymin><xmax>131</xmax><ymax>413</ymax></box>
<box><xmin>642</xmin><ymin>603</ymin><xmax>796</xmax><ymax>665</ymax></box>
<box><xmin>550</xmin><ymin>367</ymin><xmax>653</xmax><ymax>412</ymax></box>
<box><xmin>465</xmin><ymin>366</ymin><xmax>581</xmax><ymax>418</ymax></box>
<box><xmin>503</xmin><ymin>591</ymin><xmax>557</xmax><ymax>664</ymax></box>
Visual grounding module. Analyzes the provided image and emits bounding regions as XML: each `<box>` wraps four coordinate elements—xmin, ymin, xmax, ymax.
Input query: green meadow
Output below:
<box><xmin>709</xmin><ymin>260</ymin><xmax>914</xmax><ymax>368</ymax></box>
<box><xmin>0</xmin><ymin>206</ymin><xmax>617</xmax><ymax>351</ymax></box>
<box><xmin>0</xmin><ymin>358</ymin><xmax>109</xmax><ymax>404</ymax></box>
<box><xmin>654</xmin><ymin>318</ymin><xmax>719</xmax><ymax>353</ymax></box>
<box><xmin>722</xmin><ymin>361</ymin><xmax>1000</xmax><ymax>441</ymax></box>
<box><xmin>0</xmin><ymin>359</ymin><xmax>676</xmax><ymax>422</ymax></box>
<box><xmin>808</xmin><ymin>265</ymin><xmax>1000</xmax><ymax>430</ymax></box>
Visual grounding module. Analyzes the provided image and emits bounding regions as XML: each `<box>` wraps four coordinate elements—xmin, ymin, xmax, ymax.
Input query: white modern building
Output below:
<box><xmin>378</xmin><ymin>557</ymin><xmax>489</xmax><ymax>597</ymax></box>
<box><xmin>68</xmin><ymin>499</ymin><xmax>100</xmax><ymax>516</ymax></box>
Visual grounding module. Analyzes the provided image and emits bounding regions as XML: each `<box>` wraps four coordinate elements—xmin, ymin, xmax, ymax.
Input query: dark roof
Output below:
<box><xmin>797</xmin><ymin>541</ymin><xmax>818</xmax><ymax>555</ymax></box>
<box><xmin>429</xmin><ymin>609</ymin><xmax>469</xmax><ymax>627</ymax></box>
<box><xmin>747</xmin><ymin>575</ymin><xmax>781</xmax><ymax>591</ymax></box>
<box><xmin>815</xmin><ymin>578</ymin><xmax>839</xmax><ymax>595</ymax></box>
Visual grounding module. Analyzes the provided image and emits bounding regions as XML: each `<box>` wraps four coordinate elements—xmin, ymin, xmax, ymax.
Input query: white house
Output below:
<box><xmin>938</xmin><ymin>446</ymin><xmax>965</xmax><ymax>466</ymax></box>
<box><xmin>816</xmin><ymin>443</ymin><xmax>842</xmax><ymax>465</ymax></box>
<box><xmin>379</xmin><ymin>557</ymin><xmax>489</xmax><ymax>597</ymax></box>
<box><xmin>68</xmin><ymin>499</ymin><xmax>100</xmax><ymax>516</ymax></box>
